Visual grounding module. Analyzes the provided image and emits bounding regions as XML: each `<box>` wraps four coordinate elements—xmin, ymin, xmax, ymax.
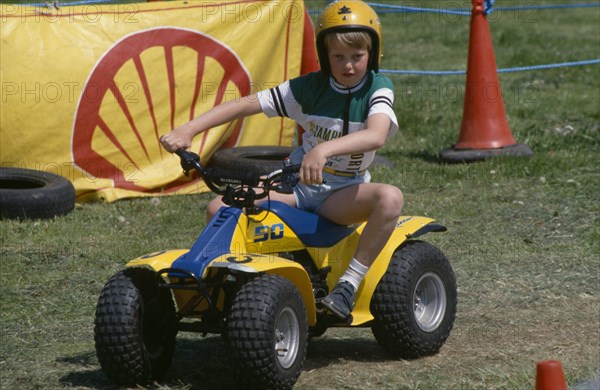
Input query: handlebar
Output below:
<box><xmin>175</xmin><ymin>149</ymin><xmax>300</xmax><ymax>209</ymax></box>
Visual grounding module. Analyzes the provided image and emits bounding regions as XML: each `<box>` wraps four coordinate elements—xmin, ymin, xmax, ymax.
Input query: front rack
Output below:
<box><xmin>157</xmin><ymin>267</ymin><xmax>225</xmax><ymax>331</ymax></box>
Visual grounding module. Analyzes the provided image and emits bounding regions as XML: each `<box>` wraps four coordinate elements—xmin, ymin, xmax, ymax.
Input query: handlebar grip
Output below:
<box><xmin>175</xmin><ymin>148</ymin><xmax>199</xmax><ymax>162</ymax></box>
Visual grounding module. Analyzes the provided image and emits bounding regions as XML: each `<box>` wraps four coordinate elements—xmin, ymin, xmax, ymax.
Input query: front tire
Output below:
<box><xmin>227</xmin><ymin>274</ymin><xmax>308</xmax><ymax>390</ymax></box>
<box><xmin>94</xmin><ymin>268</ymin><xmax>177</xmax><ymax>385</ymax></box>
<box><xmin>370</xmin><ymin>240</ymin><xmax>457</xmax><ymax>359</ymax></box>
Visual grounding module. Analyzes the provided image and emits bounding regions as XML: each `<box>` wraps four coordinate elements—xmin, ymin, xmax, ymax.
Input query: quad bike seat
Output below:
<box><xmin>267</xmin><ymin>201</ymin><xmax>357</xmax><ymax>247</ymax></box>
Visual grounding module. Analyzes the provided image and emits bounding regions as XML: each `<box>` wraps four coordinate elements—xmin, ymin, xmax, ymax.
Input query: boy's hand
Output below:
<box><xmin>300</xmin><ymin>146</ymin><xmax>327</xmax><ymax>184</ymax></box>
<box><xmin>160</xmin><ymin>125</ymin><xmax>194</xmax><ymax>153</ymax></box>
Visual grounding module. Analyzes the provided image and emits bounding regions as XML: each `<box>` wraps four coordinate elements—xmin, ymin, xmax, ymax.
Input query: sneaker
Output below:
<box><xmin>321</xmin><ymin>281</ymin><xmax>355</xmax><ymax>320</ymax></box>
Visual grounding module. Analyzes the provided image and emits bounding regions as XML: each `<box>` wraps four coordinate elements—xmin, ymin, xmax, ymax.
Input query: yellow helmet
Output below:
<box><xmin>315</xmin><ymin>0</ymin><xmax>383</xmax><ymax>74</ymax></box>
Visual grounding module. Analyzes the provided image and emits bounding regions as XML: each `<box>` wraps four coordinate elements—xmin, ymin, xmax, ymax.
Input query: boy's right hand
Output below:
<box><xmin>160</xmin><ymin>125</ymin><xmax>194</xmax><ymax>153</ymax></box>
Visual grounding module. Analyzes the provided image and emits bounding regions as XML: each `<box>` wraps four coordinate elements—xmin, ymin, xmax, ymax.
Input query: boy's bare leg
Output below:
<box><xmin>317</xmin><ymin>183</ymin><xmax>404</xmax><ymax>319</ymax></box>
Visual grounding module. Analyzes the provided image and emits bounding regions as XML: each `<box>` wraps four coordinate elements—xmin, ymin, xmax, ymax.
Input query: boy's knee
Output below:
<box><xmin>378</xmin><ymin>186</ymin><xmax>404</xmax><ymax>216</ymax></box>
<box><xmin>206</xmin><ymin>197</ymin><xmax>224</xmax><ymax>221</ymax></box>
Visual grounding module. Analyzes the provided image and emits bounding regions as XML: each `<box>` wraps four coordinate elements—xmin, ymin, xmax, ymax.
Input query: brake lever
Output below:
<box><xmin>279</xmin><ymin>171</ymin><xmax>300</xmax><ymax>194</ymax></box>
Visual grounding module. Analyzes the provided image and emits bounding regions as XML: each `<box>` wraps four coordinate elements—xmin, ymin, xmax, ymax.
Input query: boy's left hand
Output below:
<box><xmin>300</xmin><ymin>147</ymin><xmax>327</xmax><ymax>184</ymax></box>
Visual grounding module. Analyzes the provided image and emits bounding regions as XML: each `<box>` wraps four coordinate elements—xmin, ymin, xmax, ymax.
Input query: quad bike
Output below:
<box><xmin>94</xmin><ymin>148</ymin><xmax>457</xmax><ymax>389</ymax></box>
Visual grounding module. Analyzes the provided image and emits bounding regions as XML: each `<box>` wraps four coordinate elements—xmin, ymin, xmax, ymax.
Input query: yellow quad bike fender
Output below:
<box><xmin>305</xmin><ymin>215</ymin><xmax>446</xmax><ymax>325</ymax></box>
<box><xmin>206</xmin><ymin>253</ymin><xmax>316</xmax><ymax>325</ymax></box>
<box><xmin>126</xmin><ymin>252</ymin><xmax>315</xmax><ymax>324</ymax></box>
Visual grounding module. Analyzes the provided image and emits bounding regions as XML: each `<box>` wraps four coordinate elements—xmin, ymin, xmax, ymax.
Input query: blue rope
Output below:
<box><xmin>484</xmin><ymin>0</ymin><xmax>495</xmax><ymax>16</ymax></box>
<box><xmin>364</xmin><ymin>3</ymin><xmax>471</xmax><ymax>16</ymax></box>
<box><xmin>365</xmin><ymin>2</ymin><xmax>600</xmax><ymax>16</ymax></box>
<box><xmin>493</xmin><ymin>3</ymin><xmax>600</xmax><ymax>13</ymax></box>
<box><xmin>380</xmin><ymin>59</ymin><xmax>600</xmax><ymax>76</ymax></box>
<box><xmin>381</xmin><ymin>69</ymin><xmax>466</xmax><ymax>76</ymax></box>
<box><xmin>497</xmin><ymin>59</ymin><xmax>600</xmax><ymax>73</ymax></box>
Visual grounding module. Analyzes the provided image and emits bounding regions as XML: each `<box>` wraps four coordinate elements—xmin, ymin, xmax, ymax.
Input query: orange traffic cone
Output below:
<box><xmin>440</xmin><ymin>0</ymin><xmax>532</xmax><ymax>162</ymax></box>
<box><xmin>536</xmin><ymin>360</ymin><xmax>568</xmax><ymax>390</ymax></box>
<box><xmin>301</xmin><ymin>9</ymin><xmax>320</xmax><ymax>75</ymax></box>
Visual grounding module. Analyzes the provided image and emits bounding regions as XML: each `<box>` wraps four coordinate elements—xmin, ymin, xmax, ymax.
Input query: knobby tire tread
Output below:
<box><xmin>370</xmin><ymin>240</ymin><xmax>457</xmax><ymax>359</ymax></box>
<box><xmin>227</xmin><ymin>274</ymin><xmax>308</xmax><ymax>390</ymax></box>
<box><xmin>94</xmin><ymin>269</ymin><xmax>176</xmax><ymax>386</ymax></box>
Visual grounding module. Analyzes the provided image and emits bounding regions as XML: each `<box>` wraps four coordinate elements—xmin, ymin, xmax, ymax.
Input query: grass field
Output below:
<box><xmin>1</xmin><ymin>1</ymin><xmax>599</xmax><ymax>389</ymax></box>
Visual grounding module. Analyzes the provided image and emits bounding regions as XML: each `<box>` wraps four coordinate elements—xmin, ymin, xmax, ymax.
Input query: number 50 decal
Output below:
<box><xmin>254</xmin><ymin>223</ymin><xmax>285</xmax><ymax>242</ymax></box>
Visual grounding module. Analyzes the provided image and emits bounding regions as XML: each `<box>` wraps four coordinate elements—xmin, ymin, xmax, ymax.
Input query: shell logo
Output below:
<box><xmin>72</xmin><ymin>27</ymin><xmax>251</xmax><ymax>192</ymax></box>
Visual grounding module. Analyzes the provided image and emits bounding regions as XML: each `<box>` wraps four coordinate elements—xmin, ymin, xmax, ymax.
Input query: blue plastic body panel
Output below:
<box><xmin>170</xmin><ymin>207</ymin><xmax>242</xmax><ymax>277</ymax></box>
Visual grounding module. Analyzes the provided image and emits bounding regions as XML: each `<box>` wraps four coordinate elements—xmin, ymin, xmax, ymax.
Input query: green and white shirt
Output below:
<box><xmin>257</xmin><ymin>71</ymin><xmax>398</xmax><ymax>173</ymax></box>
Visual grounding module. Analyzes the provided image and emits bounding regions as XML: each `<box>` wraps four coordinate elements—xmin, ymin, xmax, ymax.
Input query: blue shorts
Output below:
<box><xmin>288</xmin><ymin>148</ymin><xmax>371</xmax><ymax>213</ymax></box>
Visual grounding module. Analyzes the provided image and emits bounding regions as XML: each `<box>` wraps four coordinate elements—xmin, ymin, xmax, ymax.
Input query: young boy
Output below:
<box><xmin>160</xmin><ymin>0</ymin><xmax>403</xmax><ymax>320</ymax></box>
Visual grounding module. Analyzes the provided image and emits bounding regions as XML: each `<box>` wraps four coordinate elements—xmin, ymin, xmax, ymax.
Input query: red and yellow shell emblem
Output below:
<box><xmin>72</xmin><ymin>27</ymin><xmax>251</xmax><ymax>192</ymax></box>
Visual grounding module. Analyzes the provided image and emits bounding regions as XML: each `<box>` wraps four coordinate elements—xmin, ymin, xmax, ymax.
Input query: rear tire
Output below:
<box><xmin>94</xmin><ymin>268</ymin><xmax>177</xmax><ymax>385</ymax></box>
<box><xmin>370</xmin><ymin>240</ymin><xmax>457</xmax><ymax>359</ymax></box>
<box><xmin>227</xmin><ymin>274</ymin><xmax>308</xmax><ymax>390</ymax></box>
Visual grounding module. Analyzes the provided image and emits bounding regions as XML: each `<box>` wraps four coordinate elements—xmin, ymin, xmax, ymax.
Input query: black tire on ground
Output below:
<box><xmin>370</xmin><ymin>240</ymin><xmax>457</xmax><ymax>359</ymax></box>
<box><xmin>227</xmin><ymin>274</ymin><xmax>308</xmax><ymax>390</ymax></box>
<box><xmin>94</xmin><ymin>268</ymin><xmax>177</xmax><ymax>386</ymax></box>
<box><xmin>209</xmin><ymin>146</ymin><xmax>294</xmax><ymax>175</ymax></box>
<box><xmin>0</xmin><ymin>168</ymin><xmax>76</xmax><ymax>220</ymax></box>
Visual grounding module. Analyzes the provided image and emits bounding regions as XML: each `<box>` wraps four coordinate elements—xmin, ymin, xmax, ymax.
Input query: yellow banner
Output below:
<box><xmin>1</xmin><ymin>1</ymin><xmax>306</xmax><ymax>202</ymax></box>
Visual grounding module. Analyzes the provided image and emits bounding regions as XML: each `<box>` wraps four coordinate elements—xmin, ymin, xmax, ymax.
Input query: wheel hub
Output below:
<box><xmin>413</xmin><ymin>272</ymin><xmax>447</xmax><ymax>332</ymax></box>
<box><xmin>274</xmin><ymin>307</ymin><xmax>300</xmax><ymax>369</ymax></box>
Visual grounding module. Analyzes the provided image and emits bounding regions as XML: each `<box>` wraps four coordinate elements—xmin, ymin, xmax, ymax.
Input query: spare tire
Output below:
<box><xmin>0</xmin><ymin>168</ymin><xmax>76</xmax><ymax>220</ymax></box>
<box><xmin>209</xmin><ymin>146</ymin><xmax>294</xmax><ymax>175</ymax></box>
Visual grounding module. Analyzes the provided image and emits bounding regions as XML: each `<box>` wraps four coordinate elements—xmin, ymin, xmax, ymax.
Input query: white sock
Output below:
<box><xmin>339</xmin><ymin>258</ymin><xmax>369</xmax><ymax>291</ymax></box>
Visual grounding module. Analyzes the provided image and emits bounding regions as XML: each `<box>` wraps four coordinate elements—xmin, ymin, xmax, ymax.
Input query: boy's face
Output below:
<box><xmin>327</xmin><ymin>41</ymin><xmax>370</xmax><ymax>88</ymax></box>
